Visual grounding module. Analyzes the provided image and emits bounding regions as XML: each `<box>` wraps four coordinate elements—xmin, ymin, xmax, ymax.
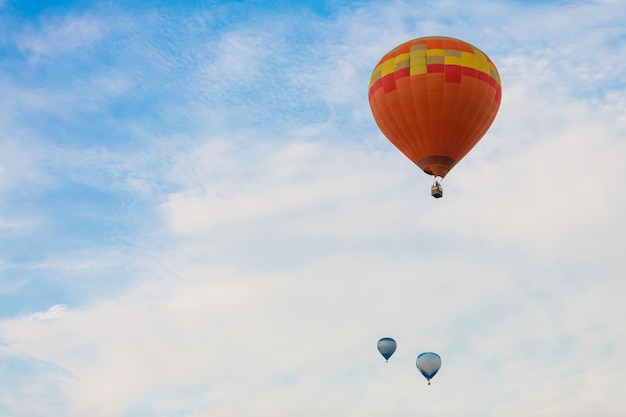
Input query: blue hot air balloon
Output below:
<box><xmin>377</xmin><ymin>338</ymin><xmax>397</xmax><ymax>362</ymax></box>
<box><xmin>416</xmin><ymin>352</ymin><xmax>441</xmax><ymax>385</ymax></box>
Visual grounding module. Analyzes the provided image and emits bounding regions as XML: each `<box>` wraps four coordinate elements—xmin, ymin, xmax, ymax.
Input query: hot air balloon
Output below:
<box><xmin>416</xmin><ymin>352</ymin><xmax>441</xmax><ymax>384</ymax></box>
<box><xmin>368</xmin><ymin>36</ymin><xmax>502</xmax><ymax>198</ymax></box>
<box><xmin>377</xmin><ymin>337</ymin><xmax>397</xmax><ymax>362</ymax></box>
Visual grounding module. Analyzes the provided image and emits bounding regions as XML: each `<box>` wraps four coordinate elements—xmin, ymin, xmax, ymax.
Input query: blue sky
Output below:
<box><xmin>1</xmin><ymin>0</ymin><xmax>625</xmax><ymax>416</ymax></box>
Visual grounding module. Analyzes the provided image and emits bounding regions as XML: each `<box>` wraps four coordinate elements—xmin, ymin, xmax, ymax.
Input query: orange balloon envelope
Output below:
<box><xmin>368</xmin><ymin>36</ymin><xmax>502</xmax><ymax>181</ymax></box>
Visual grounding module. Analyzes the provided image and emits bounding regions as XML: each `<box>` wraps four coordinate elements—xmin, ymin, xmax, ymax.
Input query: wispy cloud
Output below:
<box><xmin>17</xmin><ymin>14</ymin><xmax>109</xmax><ymax>59</ymax></box>
<box><xmin>0</xmin><ymin>0</ymin><xmax>625</xmax><ymax>416</ymax></box>
<box><xmin>26</xmin><ymin>304</ymin><xmax>68</xmax><ymax>321</ymax></box>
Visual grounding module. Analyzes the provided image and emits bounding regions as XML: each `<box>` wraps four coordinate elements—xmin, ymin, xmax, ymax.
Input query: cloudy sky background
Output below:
<box><xmin>1</xmin><ymin>0</ymin><xmax>625</xmax><ymax>416</ymax></box>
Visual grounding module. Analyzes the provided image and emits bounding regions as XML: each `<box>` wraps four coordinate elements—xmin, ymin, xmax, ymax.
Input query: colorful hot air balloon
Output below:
<box><xmin>416</xmin><ymin>352</ymin><xmax>442</xmax><ymax>385</ymax></box>
<box><xmin>368</xmin><ymin>36</ymin><xmax>502</xmax><ymax>198</ymax></box>
<box><xmin>377</xmin><ymin>337</ymin><xmax>397</xmax><ymax>362</ymax></box>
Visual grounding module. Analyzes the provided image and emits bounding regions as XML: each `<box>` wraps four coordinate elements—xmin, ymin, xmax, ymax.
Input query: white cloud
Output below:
<box><xmin>2</xmin><ymin>245</ymin><xmax>623</xmax><ymax>416</ymax></box>
<box><xmin>202</xmin><ymin>30</ymin><xmax>273</xmax><ymax>84</ymax></box>
<box><xmin>17</xmin><ymin>14</ymin><xmax>108</xmax><ymax>59</ymax></box>
<box><xmin>27</xmin><ymin>304</ymin><xmax>68</xmax><ymax>321</ymax></box>
<box><xmin>0</xmin><ymin>137</ymin><xmax>48</xmax><ymax>193</ymax></box>
<box><xmin>1</xmin><ymin>1</ymin><xmax>625</xmax><ymax>416</ymax></box>
<box><xmin>161</xmin><ymin>139</ymin><xmax>415</xmax><ymax>238</ymax></box>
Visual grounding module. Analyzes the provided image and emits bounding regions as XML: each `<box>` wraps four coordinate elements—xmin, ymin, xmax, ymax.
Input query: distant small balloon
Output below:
<box><xmin>377</xmin><ymin>338</ymin><xmax>397</xmax><ymax>362</ymax></box>
<box><xmin>416</xmin><ymin>352</ymin><xmax>441</xmax><ymax>385</ymax></box>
